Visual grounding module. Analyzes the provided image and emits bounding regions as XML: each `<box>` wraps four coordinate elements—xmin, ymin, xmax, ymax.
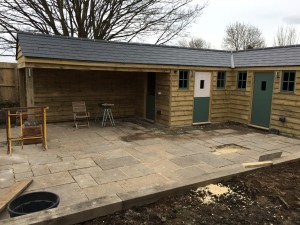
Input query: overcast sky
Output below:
<box><xmin>186</xmin><ymin>0</ymin><xmax>300</xmax><ymax>49</ymax></box>
<box><xmin>1</xmin><ymin>0</ymin><xmax>300</xmax><ymax>62</ymax></box>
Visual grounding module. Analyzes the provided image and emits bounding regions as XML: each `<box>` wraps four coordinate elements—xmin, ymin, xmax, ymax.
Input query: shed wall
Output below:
<box><xmin>227</xmin><ymin>71</ymin><xmax>253</xmax><ymax>124</ymax></box>
<box><xmin>32</xmin><ymin>69</ymin><xmax>146</xmax><ymax>122</ymax></box>
<box><xmin>155</xmin><ymin>72</ymin><xmax>171</xmax><ymax>126</ymax></box>
<box><xmin>270</xmin><ymin>70</ymin><xmax>300</xmax><ymax>136</ymax></box>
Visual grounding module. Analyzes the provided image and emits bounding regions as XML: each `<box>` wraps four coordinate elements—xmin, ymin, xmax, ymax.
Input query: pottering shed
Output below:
<box><xmin>16</xmin><ymin>32</ymin><xmax>300</xmax><ymax>136</ymax></box>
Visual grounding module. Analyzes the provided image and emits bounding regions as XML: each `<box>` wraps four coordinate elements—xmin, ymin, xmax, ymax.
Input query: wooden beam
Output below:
<box><xmin>18</xmin><ymin>57</ymin><xmax>232</xmax><ymax>72</ymax></box>
<box><xmin>242</xmin><ymin>161</ymin><xmax>273</xmax><ymax>168</ymax></box>
<box><xmin>25</xmin><ymin>68</ymin><xmax>34</xmax><ymax>107</ymax></box>
<box><xmin>0</xmin><ymin>179</ymin><xmax>33</xmax><ymax>212</ymax></box>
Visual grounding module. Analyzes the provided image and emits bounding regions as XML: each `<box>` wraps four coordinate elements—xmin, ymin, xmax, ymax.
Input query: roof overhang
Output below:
<box><xmin>17</xmin><ymin>56</ymin><xmax>232</xmax><ymax>72</ymax></box>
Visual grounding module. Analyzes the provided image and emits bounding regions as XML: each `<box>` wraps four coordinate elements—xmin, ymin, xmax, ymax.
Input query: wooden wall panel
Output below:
<box><xmin>155</xmin><ymin>72</ymin><xmax>171</xmax><ymax>126</ymax></box>
<box><xmin>169</xmin><ymin>70</ymin><xmax>194</xmax><ymax>126</ymax></box>
<box><xmin>226</xmin><ymin>71</ymin><xmax>253</xmax><ymax>124</ymax></box>
<box><xmin>211</xmin><ymin>71</ymin><xmax>229</xmax><ymax>122</ymax></box>
<box><xmin>33</xmin><ymin>69</ymin><xmax>146</xmax><ymax>122</ymax></box>
<box><xmin>270</xmin><ymin>71</ymin><xmax>300</xmax><ymax>136</ymax></box>
<box><xmin>0</xmin><ymin>63</ymin><xmax>19</xmax><ymax>102</ymax></box>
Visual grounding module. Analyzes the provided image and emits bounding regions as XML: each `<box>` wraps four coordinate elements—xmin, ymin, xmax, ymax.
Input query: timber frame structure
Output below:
<box><xmin>16</xmin><ymin>32</ymin><xmax>300</xmax><ymax>137</ymax></box>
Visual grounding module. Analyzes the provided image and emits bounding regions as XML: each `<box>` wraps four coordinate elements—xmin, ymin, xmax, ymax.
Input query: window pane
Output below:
<box><xmin>282</xmin><ymin>82</ymin><xmax>288</xmax><ymax>91</ymax></box>
<box><xmin>183</xmin><ymin>72</ymin><xmax>188</xmax><ymax>80</ymax></box>
<box><xmin>283</xmin><ymin>72</ymin><xmax>289</xmax><ymax>81</ymax></box>
<box><xmin>179</xmin><ymin>80</ymin><xmax>183</xmax><ymax>88</ymax></box>
<box><xmin>242</xmin><ymin>81</ymin><xmax>246</xmax><ymax>89</ymax></box>
<box><xmin>220</xmin><ymin>72</ymin><xmax>224</xmax><ymax>80</ymax></box>
<box><xmin>220</xmin><ymin>80</ymin><xmax>224</xmax><ymax>88</ymax></box>
<box><xmin>288</xmin><ymin>82</ymin><xmax>295</xmax><ymax>92</ymax></box>
<box><xmin>183</xmin><ymin>80</ymin><xmax>188</xmax><ymax>88</ymax></box>
<box><xmin>238</xmin><ymin>81</ymin><xmax>242</xmax><ymax>88</ymax></box>
<box><xmin>243</xmin><ymin>73</ymin><xmax>247</xmax><ymax>81</ymax></box>
<box><xmin>290</xmin><ymin>72</ymin><xmax>296</xmax><ymax>81</ymax></box>
<box><xmin>239</xmin><ymin>73</ymin><xmax>243</xmax><ymax>80</ymax></box>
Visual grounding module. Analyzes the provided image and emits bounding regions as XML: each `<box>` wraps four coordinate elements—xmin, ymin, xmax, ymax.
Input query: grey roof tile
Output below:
<box><xmin>17</xmin><ymin>32</ymin><xmax>300</xmax><ymax>68</ymax></box>
<box><xmin>233</xmin><ymin>47</ymin><xmax>300</xmax><ymax>67</ymax></box>
<box><xmin>17</xmin><ymin>32</ymin><xmax>230</xmax><ymax>67</ymax></box>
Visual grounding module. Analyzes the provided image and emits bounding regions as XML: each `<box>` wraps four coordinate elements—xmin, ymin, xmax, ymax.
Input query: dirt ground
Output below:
<box><xmin>78</xmin><ymin>160</ymin><xmax>300</xmax><ymax>225</ymax></box>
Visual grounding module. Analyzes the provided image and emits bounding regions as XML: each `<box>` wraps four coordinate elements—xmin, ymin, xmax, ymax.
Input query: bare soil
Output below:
<box><xmin>78</xmin><ymin>160</ymin><xmax>300</xmax><ymax>225</ymax></box>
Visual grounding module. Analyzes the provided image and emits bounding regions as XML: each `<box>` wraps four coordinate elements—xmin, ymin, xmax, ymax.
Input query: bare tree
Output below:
<box><xmin>0</xmin><ymin>0</ymin><xmax>207</xmax><ymax>56</ymax></box>
<box><xmin>222</xmin><ymin>22</ymin><xmax>266</xmax><ymax>51</ymax></box>
<box><xmin>178</xmin><ymin>37</ymin><xmax>211</xmax><ymax>49</ymax></box>
<box><xmin>273</xmin><ymin>26</ymin><xmax>299</xmax><ymax>46</ymax></box>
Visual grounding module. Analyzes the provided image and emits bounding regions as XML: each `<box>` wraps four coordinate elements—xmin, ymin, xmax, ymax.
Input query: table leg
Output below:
<box><xmin>102</xmin><ymin>109</ymin><xmax>108</xmax><ymax>127</ymax></box>
<box><xmin>108</xmin><ymin>109</ymin><xmax>115</xmax><ymax>126</ymax></box>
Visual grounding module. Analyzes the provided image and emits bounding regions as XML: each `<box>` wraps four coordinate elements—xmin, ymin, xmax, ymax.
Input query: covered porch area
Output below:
<box><xmin>17</xmin><ymin>64</ymin><xmax>171</xmax><ymax>126</ymax></box>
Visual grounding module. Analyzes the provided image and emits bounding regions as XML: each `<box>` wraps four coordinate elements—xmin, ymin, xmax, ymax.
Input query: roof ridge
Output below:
<box><xmin>235</xmin><ymin>44</ymin><xmax>300</xmax><ymax>53</ymax></box>
<box><xmin>17</xmin><ymin>31</ymin><xmax>230</xmax><ymax>53</ymax></box>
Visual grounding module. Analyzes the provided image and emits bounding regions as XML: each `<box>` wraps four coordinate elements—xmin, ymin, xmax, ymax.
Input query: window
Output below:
<box><xmin>281</xmin><ymin>71</ymin><xmax>295</xmax><ymax>92</ymax></box>
<box><xmin>179</xmin><ymin>70</ymin><xmax>189</xmax><ymax>89</ymax></box>
<box><xmin>200</xmin><ymin>80</ymin><xmax>205</xmax><ymax>89</ymax></box>
<box><xmin>261</xmin><ymin>81</ymin><xmax>267</xmax><ymax>91</ymax></box>
<box><xmin>217</xmin><ymin>71</ymin><xmax>226</xmax><ymax>89</ymax></box>
<box><xmin>237</xmin><ymin>71</ymin><xmax>247</xmax><ymax>89</ymax></box>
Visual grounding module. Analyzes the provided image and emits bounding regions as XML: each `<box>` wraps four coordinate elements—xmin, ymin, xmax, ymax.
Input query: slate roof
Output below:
<box><xmin>233</xmin><ymin>47</ymin><xmax>300</xmax><ymax>67</ymax></box>
<box><xmin>17</xmin><ymin>32</ymin><xmax>300</xmax><ymax>68</ymax></box>
<box><xmin>17</xmin><ymin>32</ymin><xmax>230</xmax><ymax>67</ymax></box>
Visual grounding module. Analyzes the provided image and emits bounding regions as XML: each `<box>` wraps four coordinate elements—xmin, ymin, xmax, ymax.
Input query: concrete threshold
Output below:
<box><xmin>1</xmin><ymin>153</ymin><xmax>299</xmax><ymax>225</ymax></box>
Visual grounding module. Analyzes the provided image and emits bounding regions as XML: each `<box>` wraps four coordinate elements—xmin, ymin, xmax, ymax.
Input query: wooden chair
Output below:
<box><xmin>72</xmin><ymin>101</ymin><xmax>90</xmax><ymax>128</ymax></box>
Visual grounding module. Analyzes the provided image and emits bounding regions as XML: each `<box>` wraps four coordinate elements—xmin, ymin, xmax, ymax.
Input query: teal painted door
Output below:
<box><xmin>193</xmin><ymin>72</ymin><xmax>211</xmax><ymax>123</ymax></box>
<box><xmin>251</xmin><ymin>72</ymin><xmax>274</xmax><ymax>128</ymax></box>
<box><xmin>146</xmin><ymin>73</ymin><xmax>156</xmax><ymax>120</ymax></box>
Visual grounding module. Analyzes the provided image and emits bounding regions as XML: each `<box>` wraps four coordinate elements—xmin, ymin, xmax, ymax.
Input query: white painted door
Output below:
<box><xmin>194</xmin><ymin>72</ymin><xmax>211</xmax><ymax>97</ymax></box>
<box><xmin>193</xmin><ymin>72</ymin><xmax>211</xmax><ymax>123</ymax></box>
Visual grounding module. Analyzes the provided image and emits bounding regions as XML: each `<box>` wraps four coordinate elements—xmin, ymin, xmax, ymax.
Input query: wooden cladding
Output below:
<box><xmin>16</xmin><ymin>64</ymin><xmax>300</xmax><ymax>137</ymax></box>
<box><xmin>0</xmin><ymin>63</ymin><xmax>19</xmax><ymax>102</ymax></box>
<box><xmin>32</xmin><ymin>69</ymin><xmax>146</xmax><ymax>122</ymax></box>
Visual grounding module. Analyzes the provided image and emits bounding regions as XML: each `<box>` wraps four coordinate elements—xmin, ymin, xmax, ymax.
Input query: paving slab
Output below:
<box><xmin>175</xmin><ymin>166</ymin><xmax>206</xmax><ymax>179</ymax></box>
<box><xmin>48</xmin><ymin>158</ymin><xmax>97</xmax><ymax>173</ymax></box>
<box><xmin>27</xmin><ymin>171</ymin><xmax>74</xmax><ymax>191</ymax></box>
<box><xmin>170</xmin><ymin>155</ymin><xmax>201</xmax><ymax>167</ymax></box>
<box><xmin>91</xmin><ymin>168</ymin><xmax>129</xmax><ymax>185</ymax></box>
<box><xmin>69</xmin><ymin>166</ymin><xmax>103</xmax><ymax>177</ymax></box>
<box><xmin>73</xmin><ymin>174</ymin><xmax>98</xmax><ymax>188</ymax></box>
<box><xmin>14</xmin><ymin>171</ymin><xmax>33</xmax><ymax>181</ymax></box>
<box><xmin>83</xmin><ymin>183</ymin><xmax>124</xmax><ymax>200</ymax></box>
<box><xmin>94</xmin><ymin>156</ymin><xmax>140</xmax><ymax>170</ymax></box>
<box><xmin>192</xmin><ymin>153</ymin><xmax>233</xmax><ymax>168</ymax></box>
<box><xmin>0</xmin><ymin>169</ymin><xmax>14</xmax><ymax>189</ymax></box>
<box><xmin>31</xmin><ymin>165</ymin><xmax>50</xmax><ymax>176</ymax></box>
<box><xmin>118</xmin><ymin>174</ymin><xmax>170</xmax><ymax>192</ymax></box>
<box><xmin>12</xmin><ymin>163</ymin><xmax>31</xmax><ymax>174</ymax></box>
<box><xmin>259</xmin><ymin>151</ymin><xmax>283</xmax><ymax>161</ymax></box>
<box><xmin>120</xmin><ymin>163</ymin><xmax>155</xmax><ymax>178</ymax></box>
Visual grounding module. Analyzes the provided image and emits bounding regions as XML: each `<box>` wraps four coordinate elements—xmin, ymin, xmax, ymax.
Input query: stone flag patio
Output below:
<box><xmin>0</xmin><ymin>120</ymin><xmax>300</xmax><ymax>220</ymax></box>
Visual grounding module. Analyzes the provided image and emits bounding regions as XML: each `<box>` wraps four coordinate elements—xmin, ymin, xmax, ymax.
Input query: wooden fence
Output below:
<box><xmin>0</xmin><ymin>62</ymin><xmax>18</xmax><ymax>102</ymax></box>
